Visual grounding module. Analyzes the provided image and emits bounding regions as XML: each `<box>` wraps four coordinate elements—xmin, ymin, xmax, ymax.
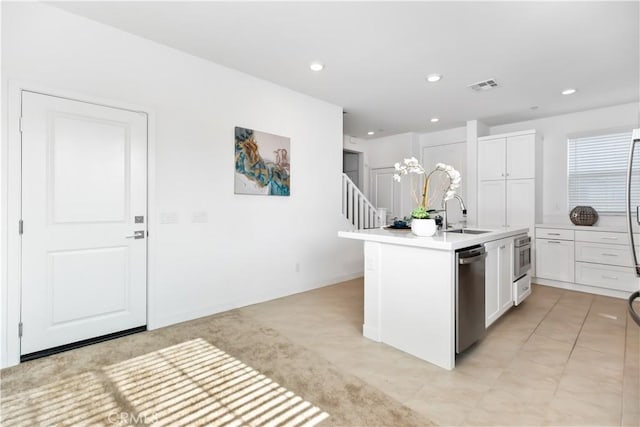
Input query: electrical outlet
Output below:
<box><xmin>295</xmin><ymin>262</ymin><xmax>300</xmax><ymax>273</ymax></box>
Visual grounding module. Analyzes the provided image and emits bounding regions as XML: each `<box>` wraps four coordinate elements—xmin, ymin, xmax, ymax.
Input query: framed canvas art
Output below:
<box><xmin>234</xmin><ymin>127</ymin><xmax>290</xmax><ymax>196</ymax></box>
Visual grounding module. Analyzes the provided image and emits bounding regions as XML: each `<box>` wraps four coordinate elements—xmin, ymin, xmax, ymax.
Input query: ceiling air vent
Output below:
<box><xmin>468</xmin><ymin>79</ymin><xmax>498</xmax><ymax>91</ymax></box>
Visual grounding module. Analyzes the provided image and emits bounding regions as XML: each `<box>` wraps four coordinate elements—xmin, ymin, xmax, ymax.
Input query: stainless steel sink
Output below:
<box><xmin>444</xmin><ymin>228</ymin><xmax>492</xmax><ymax>234</ymax></box>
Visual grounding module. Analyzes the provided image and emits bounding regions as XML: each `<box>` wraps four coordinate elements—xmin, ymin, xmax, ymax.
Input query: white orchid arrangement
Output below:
<box><xmin>393</xmin><ymin>157</ymin><xmax>461</xmax><ymax>219</ymax></box>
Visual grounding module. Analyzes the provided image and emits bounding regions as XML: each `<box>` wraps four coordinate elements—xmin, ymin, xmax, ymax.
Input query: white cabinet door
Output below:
<box><xmin>499</xmin><ymin>239</ymin><xmax>514</xmax><ymax>312</ymax></box>
<box><xmin>536</xmin><ymin>239</ymin><xmax>575</xmax><ymax>282</ymax></box>
<box><xmin>486</xmin><ymin>237</ymin><xmax>515</xmax><ymax>327</ymax></box>
<box><xmin>485</xmin><ymin>240</ymin><xmax>500</xmax><ymax>327</ymax></box>
<box><xmin>506</xmin><ymin>179</ymin><xmax>535</xmax><ymax>229</ymax></box>
<box><xmin>478</xmin><ymin>137</ymin><xmax>506</xmax><ymax>181</ymax></box>
<box><xmin>506</xmin><ymin>134</ymin><xmax>535</xmax><ymax>179</ymax></box>
<box><xmin>478</xmin><ymin>180</ymin><xmax>506</xmax><ymax>228</ymax></box>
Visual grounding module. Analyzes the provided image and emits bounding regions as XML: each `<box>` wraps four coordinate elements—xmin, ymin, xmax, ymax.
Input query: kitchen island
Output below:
<box><xmin>338</xmin><ymin>226</ymin><xmax>528</xmax><ymax>370</ymax></box>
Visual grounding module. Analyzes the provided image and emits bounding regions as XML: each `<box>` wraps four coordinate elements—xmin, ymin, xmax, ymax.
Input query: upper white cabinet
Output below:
<box><xmin>477</xmin><ymin>130</ymin><xmax>541</xmax><ymax>230</ymax></box>
<box><xmin>478</xmin><ymin>137</ymin><xmax>506</xmax><ymax>180</ymax></box>
<box><xmin>478</xmin><ymin>132</ymin><xmax>536</xmax><ymax>181</ymax></box>
<box><xmin>506</xmin><ymin>134</ymin><xmax>536</xmax><ymax>179</ymax></box>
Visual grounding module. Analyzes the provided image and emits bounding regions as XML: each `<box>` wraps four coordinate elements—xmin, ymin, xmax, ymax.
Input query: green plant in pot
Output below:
<box><xmin>410</xmin><ymin>206</ymin><xmax>430</xmax><ymax>220</ymax></box>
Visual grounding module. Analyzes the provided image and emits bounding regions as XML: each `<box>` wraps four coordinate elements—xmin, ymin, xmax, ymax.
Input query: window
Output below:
<box><xmin>568</xmin><ymin>130</ymin><xmax>637</xmax><ymax>214</ymax></box>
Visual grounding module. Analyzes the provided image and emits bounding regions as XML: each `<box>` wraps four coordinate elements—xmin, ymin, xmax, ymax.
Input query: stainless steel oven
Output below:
<box><xmin>514</xmin><ymin>235</ymin><xmax>531</xmax><ymax>280</ymax></box>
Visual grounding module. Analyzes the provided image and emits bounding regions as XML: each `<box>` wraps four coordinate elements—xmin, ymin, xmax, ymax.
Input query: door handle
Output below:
<box><xmin>125</xmin><ymin>231</ymin><xmax>145</xmax><ymax>239</ymax></box>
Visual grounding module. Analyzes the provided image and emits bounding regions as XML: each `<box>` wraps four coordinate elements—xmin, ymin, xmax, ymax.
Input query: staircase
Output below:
<box><xmin>342</xmin><ymin>173</ymin><xmax>379</xmax><ymax>229</ymax></box>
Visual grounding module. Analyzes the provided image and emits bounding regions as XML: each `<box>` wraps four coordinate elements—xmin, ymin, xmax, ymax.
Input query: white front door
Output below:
<box><xmin>20</xmin><ymin>91</ymin><xmax>148</xmax><ymax>356</ymax></box>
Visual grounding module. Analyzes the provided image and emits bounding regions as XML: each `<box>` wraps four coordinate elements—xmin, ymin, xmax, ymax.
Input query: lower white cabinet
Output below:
<box><xmin>506</xmin><ymin>180</ymin><xmax>535</xmax><ymax>227</ymax></box>
<box><xmin>535</xmin><ymin>225</ymin><xmax>640</xmax><ymax>298</ymax></box>
<box><xmin>575</xmin><ymin>262</ymin><xmax>639</xmax><ymax>292</ymax></box>
<box><xmin>478</xmin><ymin>180</ymin><xmax>506</xmax><ymax>228</ymax></box>
<box><xmin>536</xmin><ymin>238</ymin><xmax>575</xmax><ymax>282</ymax></box>
<box><xmin>478</xmin><ymin>178</ymin><xmax>535</xmax><ymax>229</ymax></box>
<box><xmin>485</xmin><ymin>237</ymin><xmax>514</xmax><ymax>327</ymax></box>
<box><xmin>513</xmin><ymin>274</ymin><xmax>532</xmax><ymax>305</ymax></box>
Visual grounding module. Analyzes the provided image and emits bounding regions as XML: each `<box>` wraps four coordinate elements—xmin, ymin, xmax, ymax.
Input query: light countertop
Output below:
<box><xmin>536</xmin><ymin>223</ymin><xmax>635</xmax><ymax>233</ymax></box>
<box><xmin>338</xmin><ymin>226</ymin><xmax>529</xmax><ymax>251</ymax></box>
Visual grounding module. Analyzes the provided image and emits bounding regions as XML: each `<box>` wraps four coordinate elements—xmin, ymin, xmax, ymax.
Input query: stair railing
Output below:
<box><xmin>342</xmin><ymin>173</ymin><xmax>379</xmax><ymax>229</ymax></box>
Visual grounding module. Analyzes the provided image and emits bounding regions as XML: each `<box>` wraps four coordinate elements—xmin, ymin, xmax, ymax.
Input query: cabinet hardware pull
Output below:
<box><xmin>601</xmin><ymin>253</ymin><xmax>618</xmax><ymax>257</ymax></box>
<box><xmin>500</xmin><ymin>245</ymin><xmax>506</xmax><ymax>249</ymax></box>
<box><xmin>601</xmin><ymin>237</ymin><xmax>618</xmax><ymax>240</ymax></box>
<box><xmin>547</xmin><ymin>241</ymin><xmax>561</xmax><ymax>244</ymax></box>
<box><xmin>548</xmin><ymin>233</ymin><xmax>561</xmax><ymax>235</ymax></box>
<box><xmin>523</xmin><ymin>286</ymin><xmax>529</xmax><ymax>291</ymax></box>
<box><xmin>602</xmin><ymin>275</ymin><xmax>618</xmax><ymax>280</ymax></box>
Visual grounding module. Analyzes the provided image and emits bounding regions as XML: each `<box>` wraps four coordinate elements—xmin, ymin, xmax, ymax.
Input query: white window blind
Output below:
<box><xmin>568</xmin><ymin>130</ymin><xmax>638</xmax><ymax>214</ymax></box>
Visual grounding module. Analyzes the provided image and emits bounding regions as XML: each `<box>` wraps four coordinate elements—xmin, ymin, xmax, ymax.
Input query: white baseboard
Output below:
<box><xmin>150</xmin><ymin>272</ymin><xmax>365</xmax><ymax>330</ymax></box>
<box><xmin>533</xmin><ymin>277</ymin><xmax>631</xmax><ymax>299</ymax></box>
<box><xmin>363</xmin><ymin>324</ymin><xmax>380</xmax><ymax>341</ymax></box>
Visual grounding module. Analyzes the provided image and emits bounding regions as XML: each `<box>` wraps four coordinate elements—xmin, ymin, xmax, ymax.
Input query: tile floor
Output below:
<box><xmin>238</xmin><ymin>279</ymin><xmax>640</xmax><ymax>426</ymax></box>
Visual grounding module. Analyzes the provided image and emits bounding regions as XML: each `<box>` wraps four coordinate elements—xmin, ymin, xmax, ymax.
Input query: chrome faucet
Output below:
<box><xmin>441</xmin><ymin>194</ymin><xmax>467</xmax><ymax>230</ymax></box>
<box><xmin>453</xmin><ymin>194</ymin><xmax>468</xmax><ymax>228</ymax></box>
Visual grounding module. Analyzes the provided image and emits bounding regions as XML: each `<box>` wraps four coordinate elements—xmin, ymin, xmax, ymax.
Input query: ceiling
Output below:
<box><xmin>52</xmin><ymin>1</ymin><xmax>639</xmax><ymax>139</ymax></box>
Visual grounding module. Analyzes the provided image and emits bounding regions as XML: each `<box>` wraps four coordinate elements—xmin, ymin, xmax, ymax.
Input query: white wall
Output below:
<box><xmin>362</xmin><ymin>129</ymin><xmax>471</xmax><ymax>222</ymax></box>
<box><xmin>1</xmin><ymin>2</ymin><xmax>363</xmax><ymax>366</ymax></box>
<box><xmin>490</xmin><ymin>102</ymin><xmax>640</xmax><ymax>226</ymax></box>
<box><xmin>363</xmin><ymin>133</ymin><xmax>417</xmax><ymax>218</ymax></box>
<box><xmin>417</xmin><ymin>127</ymin><xmax>467</xmax><ymax>148</ymax></box>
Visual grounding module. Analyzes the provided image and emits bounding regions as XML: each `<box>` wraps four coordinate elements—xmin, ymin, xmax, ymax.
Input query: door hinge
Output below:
<box><xmin>19</xmin><ymin>219</ymin><xmax>23</xmax><ymax>235</ymax></box>
<box><xmin>18</xmin><ymin>322</ymin><xmax>23</xmax><ymax>338</ymax></box>
<box><xmin>19</xmin><ymin>116</ymin><xmax>24</xmax><ymax>133</ymax></box>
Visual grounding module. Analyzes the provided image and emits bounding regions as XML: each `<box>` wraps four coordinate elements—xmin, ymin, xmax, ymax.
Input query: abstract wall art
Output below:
<box><xmin>234</xmin><ymin>126</ymin><xmax>291</xmax><ymax>196</ymax></box>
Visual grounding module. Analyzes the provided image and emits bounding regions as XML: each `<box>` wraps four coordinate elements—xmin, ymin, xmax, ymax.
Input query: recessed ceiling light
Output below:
<box><xmin>309</xmin><ymin>62</ymin><xmax>324</xmax><ymax>71</ymax></box>
<box><xmin>367</xmin><ymin>131</ymin><xmax>375</xmax><ymax>136</ymax></box>
<box><xmin>430</xmin><ymin>117</ymin><xmax>440</xmax><ymax>123</ymax></box>
<box><xmin>426</xmin><ymin>74</ymin><xmax>442</xmax><ymax>83</ymax></box>
<box><xmin>561</xmin><ymin>88</ymin><xmax>577</xmax><ymax>95</ymax></box>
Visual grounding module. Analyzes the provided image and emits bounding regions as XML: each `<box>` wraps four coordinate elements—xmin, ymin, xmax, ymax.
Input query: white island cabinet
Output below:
<box><xmin>338</xmin><ymin>226</ymin><xmax>528</xmax><ymax>370</ymax></box>
<box><xmin>485</xmin><ymin>237</ymin><xmax>515</xmax><ymax>327</ymax></box>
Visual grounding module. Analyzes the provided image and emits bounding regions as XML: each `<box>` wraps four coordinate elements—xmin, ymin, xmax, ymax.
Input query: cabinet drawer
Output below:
<box><xmin>575</xmin><ymin>230</ymin><xmax>628</xmax><ymax>246</ymax></box>
<box><xmin>513</xmin><ymin>274</ymin><xmax>532</xmax><ymax>306</ymax></box>
<box><xmin>536</xmin><ymin>228</ymin><xmax>574</xmax><ymax>241</ymax></box>
<box><xmin>575</xmin><ymin>242</ymin><xmax>635</xmax><ymax>267</ymax></box>
<box><xmin>575</xmin><ymin>262</ymin><xmax>640</xmax><ymax>292</ymax></box>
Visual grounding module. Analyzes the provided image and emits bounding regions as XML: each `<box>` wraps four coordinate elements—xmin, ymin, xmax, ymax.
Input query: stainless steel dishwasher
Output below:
<box><xmin>456</xmin><ymin>245</ymin><xmax>487</xmax><ymax>354</ymax></box>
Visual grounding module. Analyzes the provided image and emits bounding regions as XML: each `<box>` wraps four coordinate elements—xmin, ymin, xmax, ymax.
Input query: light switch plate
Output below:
<box><xmin>160</xmin><ymin>212</ymin><xmax>179</xmax><ymax>224</ymax></box>
<box><xmin>192</xmin><ymin>212</ymin><xmax>208</xmax><ymax>223</ymax></box>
